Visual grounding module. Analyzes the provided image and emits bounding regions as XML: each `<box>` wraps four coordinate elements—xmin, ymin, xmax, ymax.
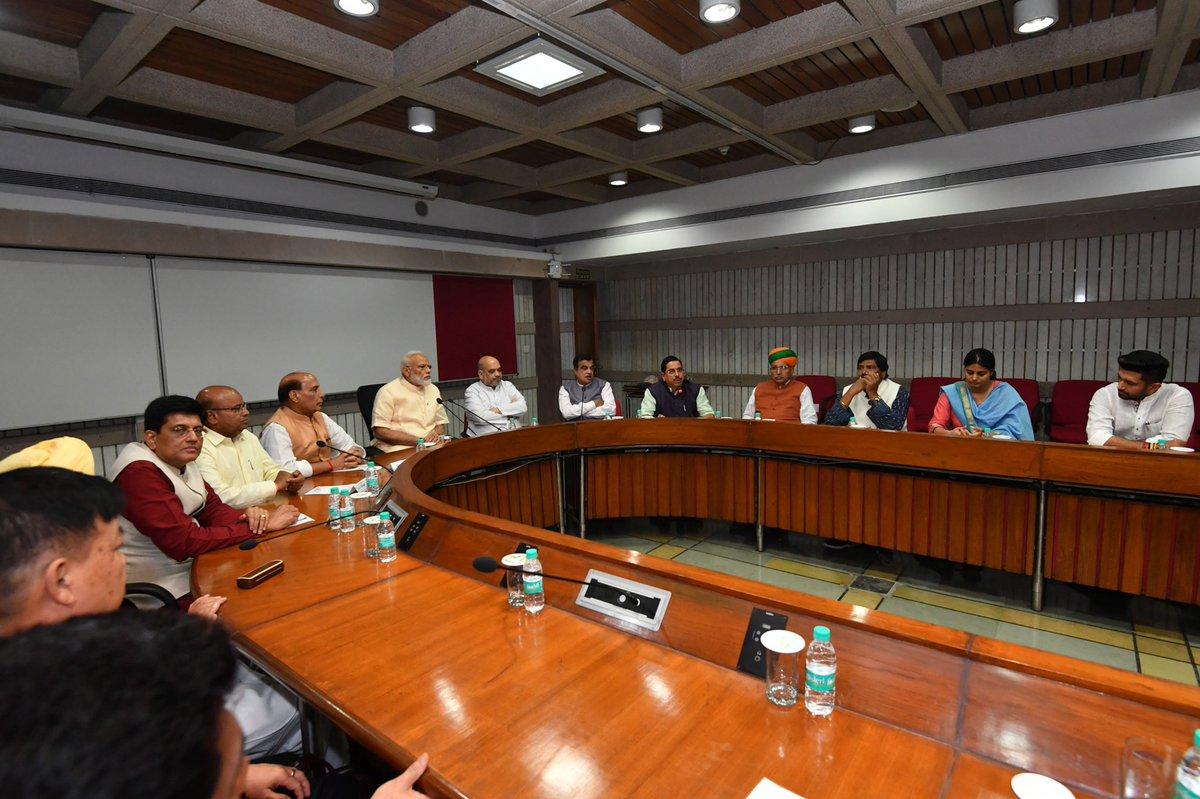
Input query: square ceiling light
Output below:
<box><xmin>474</xmin><ymin>39</ymin><xmax>605</xmax><ymax>97</ymax></box>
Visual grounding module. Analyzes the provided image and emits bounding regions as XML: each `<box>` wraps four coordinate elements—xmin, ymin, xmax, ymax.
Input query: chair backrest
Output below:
<box><xmin>356</xmin><ymin>383</ymin><xmax>385</xmax><ymax>433</ymax></box>
<box><xmin>614</xmin><ymin>397</ymin><xmax>623</xmax><ymax>418</ymax></box>
<box><xmin>1049</xmin><ymin>380</ymin><xmax>1108</xmax><ymax>444</ymax></box>
<box><xmin>1178</xmin><ymin>382</ymin><xmax>1200</xmax><ymax>448</ymax></box>
<box><xmin>1005</xmin><ymin>378</ymin><xmax>1043</xmax><ymax>434</ymax></box>
<box><xmin>906</xmin><ymin>377</ymin><xmax>958</xmax><ymax>432</ymax></box>
<box><xmin>795</xmin><ymin>375</ymin><xmax>837</xmax><ymax>422</ymax></box>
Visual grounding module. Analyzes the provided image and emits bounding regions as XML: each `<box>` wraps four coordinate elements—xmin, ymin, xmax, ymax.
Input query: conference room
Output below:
<box><xmin>0</xmin><ymin>0</ymin><xmax>1198</xmax><ymax>796</ymax></box>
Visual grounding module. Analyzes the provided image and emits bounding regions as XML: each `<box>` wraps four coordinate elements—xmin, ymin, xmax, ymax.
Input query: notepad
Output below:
<box><xmin>303</xmin><ymin>485</ymin><xmax>357</xmax><ymax>496</ymax></box>
<box><xmin>745</xmin><ymin>778</ymin><xmax>805</xmax><ymax>799</ymax></box>
<box><xmin>293</xmin><ymin>513</ymin><xmax>315</xmax><ymax>525</ymax></box>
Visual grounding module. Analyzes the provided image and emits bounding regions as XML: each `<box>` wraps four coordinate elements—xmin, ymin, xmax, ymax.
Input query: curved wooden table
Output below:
<box><xmin>195</xmin><ymin>423</ymin><xmax>1200</xmax><ymax>799</ymax></box>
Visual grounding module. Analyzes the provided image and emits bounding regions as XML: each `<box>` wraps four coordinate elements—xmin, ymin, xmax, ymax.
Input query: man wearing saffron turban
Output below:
<box><xmin>741</xmin><ymin>347</ymin><xmax>817</xmax><ymax>423</ymax></box>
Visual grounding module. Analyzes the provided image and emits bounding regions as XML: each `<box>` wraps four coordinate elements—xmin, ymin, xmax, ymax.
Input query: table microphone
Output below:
<box><xmin>238</xmin><ymin>509</ymin><xmax>376</xmax><ymax>549</ymax></box>
<box><xmin>315</xmin><ymin>440</ymin><xmax>394</xmax><ymax>473</ymax></box>
<box><xmin>436</xmin><ymin>396</ymin><xmax>508</xmax><ymax>434</ymax></box>
<box><xmin>471</xmin><ymin>555</ymin><xmax>590</xmax><ymax>587</ymax></box>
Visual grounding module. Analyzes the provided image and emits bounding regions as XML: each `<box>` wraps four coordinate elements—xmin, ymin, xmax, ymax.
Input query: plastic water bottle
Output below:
<box><xmin>531</xmin><ymin>416</ymin><xmax>539</xmax><ymax>427</ymax></box>
<box><xmin>338</xmin><ymin>489</ymin><xmax>356</xmax><ymax>534</ymax></box>
<box><xmin>327</xmin><ymin>489</ymin><xmax>341</xmax><ymax>530</ymax></box>
<box><xmin>849</xmin><ymin>415</ymin><xmax>857</xmax><ymax>427</ymax></box>
<box><xmin>804</xmin><ymin>625</ymin><xmax>837</xmax><ymax>717</ymax></box>
<box><xmin>754</xmin><ymin>411</ymin><xmax>762</xmax><ymax>421</ymax></box>
<box><xmin>375</xmin><ymin>512</ymin><xmax>397</xmax><ymax>563</ymax></box>
<box><xmin>366</xmin><ymin>463</ymin><xmax>380</xmax><ymax>497</ymax></box>
<box><xmin>604</xmin><ymin>406</ymin><xmax>614</xmax><ymax>421</ymax></box>
<box><xmin>416</xmin><ymin>437</ymin><xmax>425</xmax><ymax>451</ymax></box>
<box><xmin>522</xmin><ymin>548</ymin><xmax>544</xmax><ymax>614</ymax></box>
<box><xmin>1177</xmin><ymin>729</ymin><xmax>1200</xmax><ymax>799</ymax></box>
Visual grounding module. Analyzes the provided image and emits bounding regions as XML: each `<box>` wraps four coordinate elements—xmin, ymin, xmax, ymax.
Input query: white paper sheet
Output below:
<box><xmin>303</xmin><ymin>484</ymin><xmax>358</xmax><ymax>496</ymax></box>
<box><xmin>745</xmin><ymin>778</ymin><xmax>805</xmax><ymax>799</ymax></box>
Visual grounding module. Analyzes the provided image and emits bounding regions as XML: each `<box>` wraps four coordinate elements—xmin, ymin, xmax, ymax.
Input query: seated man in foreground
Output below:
<box><xmin>639</xmin><ymin>355</ymin><xmax>716</xmax><ymax>418</ymax></box>
<box><xmin>0</xmin><ymin>466</ymin><xmax>304</xmax><ymax>773</ymax></box>
<box><xmin>1086</xmin><ymin>349</ymin><xmax>1194</xmax><ymax>449</ymax></box>
<box><xmin>262</xmin><ymin>372</ymin><xmax>365</xmax><ymax>475</ymax></box>
<box><xmin>463</xmin><ymin>355</ymin><xmax>527</xmax><ymax>435</ymax></box>
<box><xmin>195</xmin><ymin>385</ymin><xmax>304</xmax><ymax>508</ymax></box>
<box><xmin>0</xmin><ymin>611</ymin><xmax>432</xmax><ymax>799</ymax></box>
<box><xmin>741</xmin><ymin>347</ymin><xmax>817</xmax><ymax>423</ymax></box>
<box><xmin>110</xmin><ymin>395</ymin><xmax>298</xmax><ymax>598</ymax></box>
<box><xmin>373</xmin><ymin>351</ymin><xmax>448</xmax><ymax>451</ymax></box>
<box><xmin>824</xmin><ymin>350</ymin><xmax>909</xmax><ymax>430</ymax></box>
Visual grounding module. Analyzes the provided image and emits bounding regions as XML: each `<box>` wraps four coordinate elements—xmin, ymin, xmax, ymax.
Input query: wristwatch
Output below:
<box><xmin>868</xmin><ymin>398</ymin><xmax>882</xmax><ymax>406</ymax></box>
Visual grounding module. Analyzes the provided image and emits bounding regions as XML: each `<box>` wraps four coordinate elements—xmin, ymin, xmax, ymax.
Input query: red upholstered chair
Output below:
<box><xmin>614</xmin><ymin>397</ymin><xmax>624</xmax><ymax>418</ymax></box>
<box><xmin>796</xmin><ymin>375</ymin><xmax>837</xmax><ymax>422</ymax></box>
<box><xmin>1048</xmin><ymin>380</ymin><xmax>1108</xmax><ymax>444</ymax></box>
<box><xmin>1179</xmin><ymin>382</ymin><xmax>1200</xmax><ymax>448</ymax></box>
<box><xmin>1005</xmin><ymin>378</ymin><xmax>1044</xmax><ymax>436</ymax></box>
<box><xmin>906</xmin><ymin>377</ymin><xmax>958</xmax><ymax>432</ymax></box>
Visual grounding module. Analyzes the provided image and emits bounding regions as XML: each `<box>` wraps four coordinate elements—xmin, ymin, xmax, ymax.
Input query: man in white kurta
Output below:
<box><xmin>463</xmin><ymin>355</ymin><xmax>527</xmax><ymax>436</ymax></box>
<box><xmin>1087</xmin><ymin>350</ymin><xmax>1194</xmax><ymax>448</ymax></box>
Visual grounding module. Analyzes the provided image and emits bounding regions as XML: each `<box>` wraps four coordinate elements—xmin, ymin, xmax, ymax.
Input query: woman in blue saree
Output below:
<box><xmin>928</xmin><ymin>348</ymin><xmax>1034</xmax><ymax>440</ymax></box>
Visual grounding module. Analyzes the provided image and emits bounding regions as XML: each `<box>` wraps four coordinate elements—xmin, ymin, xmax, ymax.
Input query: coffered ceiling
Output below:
<box><xmin>0</xmin><ymin>0</ymin><xmax>1196</xmax><ymax>214</ymax></box>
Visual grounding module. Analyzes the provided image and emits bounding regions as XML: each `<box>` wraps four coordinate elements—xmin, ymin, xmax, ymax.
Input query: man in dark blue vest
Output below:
<box><xmin>639</xmin><ymin>355</ymin><xmax>716</xmax><ymax>418</ymax></box>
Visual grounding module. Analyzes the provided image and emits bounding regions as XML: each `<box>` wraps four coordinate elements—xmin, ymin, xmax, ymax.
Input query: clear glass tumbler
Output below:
<box><xmin>760</xmin><ymin>629</ymin><xmax>805</xmax><ymax>708</ymax></box>
<box><xmin>1121</xmin><ymin>737</ymin><xmax>1180</xmax><ymax>799</ymax></box>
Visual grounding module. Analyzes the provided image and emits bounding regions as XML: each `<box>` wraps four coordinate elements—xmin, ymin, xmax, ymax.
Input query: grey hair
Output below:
<box><xmin>401</xmin><ymin>350</ymin><xmax>425</xmax><ymax>368</ymax></box>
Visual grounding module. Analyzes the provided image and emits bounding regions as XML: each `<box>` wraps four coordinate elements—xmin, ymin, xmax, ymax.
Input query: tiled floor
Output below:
<box><xmin>581</xmin><ymin>518</ymin><xmax>1200</xmax><ymax>686</ymax></box>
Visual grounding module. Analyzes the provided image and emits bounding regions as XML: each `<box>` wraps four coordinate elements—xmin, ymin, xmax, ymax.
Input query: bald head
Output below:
<box><xmin>478</xmin><ymin>356</ymin><xmax>503</xmax><ymax>388</ymax></box>
<box><xmin>278</xmin><ymin>372</ymin><xmax>323</xmax><ymax>417</ymax></box>
<box><xmin>196</xmin><ymin>386</ymin><xmax>248</xmax><ymax>437</ymax></box>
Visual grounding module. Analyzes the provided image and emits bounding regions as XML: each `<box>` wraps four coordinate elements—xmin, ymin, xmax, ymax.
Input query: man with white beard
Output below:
<box><xmin>372</xmin><ymin>350</ymin><xmax>448</xmax><ymax>452</ymax></box>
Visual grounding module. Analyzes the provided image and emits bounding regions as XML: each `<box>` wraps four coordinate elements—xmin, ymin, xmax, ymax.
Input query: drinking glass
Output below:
<box><xmin>1121</xmin><ymin>738</ymin><xmax>1179</xmax><ymax>799</ymax></box>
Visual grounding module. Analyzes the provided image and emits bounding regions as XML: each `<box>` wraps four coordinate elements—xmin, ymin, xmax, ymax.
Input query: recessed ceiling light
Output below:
<box><xmin>498</xmin><ymin>52</ymin><xmax>582</xmax><ymax>90</ymax></box>
<box><xmin>1013</xmin><ymin>0</ymin><xmax>1057</xmax><ymax>33</ymax></box>
<box><xmin>475</xmin><ymin>40</ymin><xmax>605</xmax><ymax>97</ymax></box>
<box><xmin>408</xmin><ymin>106</ymin><xmax>435</xmax><ymax>134</ymax></box>
<box><xmin>637</xmin><ymin>107</ymin><xmax>663</xmax><ymax>134</ymax></box>
<box><xmin>700</xmin><ymin>0</ymin><xmax>740</xmax><ymax>23</ymax></box>
<box><xmin>609</xmin><ymin>171</ymin><xmax>628</xmax><ymax>186</ymax></box>
<box><xmin>880</xmin><ymin>98</ymin><xmax>917</xmax><ymax>113</ymax></box>
<box><xmin>848</xmin><ymin>113</ymin><xmax>875</xmax><ymax>134</ymax></box>
<box><xmin>333</xmin><ymin>0</ymin><xmax>378</xmax><ymax>17</ymax></box>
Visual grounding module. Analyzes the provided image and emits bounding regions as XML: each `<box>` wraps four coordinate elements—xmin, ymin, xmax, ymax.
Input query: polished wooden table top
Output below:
<box><xmin>195</xmin><ymin>427</ymin><xmax>1200</xmax><ymax>799</ymax></box>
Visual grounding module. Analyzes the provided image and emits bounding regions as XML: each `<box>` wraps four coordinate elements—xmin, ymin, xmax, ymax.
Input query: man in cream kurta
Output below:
<box><xmin>260</xmin><ymin>372</ymin><xmax>364</xmax><ymax>476</ymax></box>
<box><xmin>373</xmin><ymin>350</ymin><xmax>448</xmax><ymax>452</ymax></box>
<box><xmin>195</xmin><ymin>385</ymin><xmax>304</xmax><ymax>508</ymax></box>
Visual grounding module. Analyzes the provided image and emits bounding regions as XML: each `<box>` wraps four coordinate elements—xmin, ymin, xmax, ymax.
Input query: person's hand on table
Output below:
<box><xmin>245</xmin><ymin>506</ymin><xmax>273</xmax><ymax>535</ymax></box>
<box><xmin>264</xmin><ymin>504</ymin><xmax>301</xmax><ymax>532</ymax></box>
<box><xmin>330</xmin><ymin>452</ymin><xmax>364</xmax><ymax>471</ymax></box>
<box><xmin>243</xmin><ymin>763</ymin><xmax>311</xmax><ymax>799</ymax></box>
<box><xmin>274</xmin><ymin>470</ymin><xmax>305</xmax><ymax>494</ymax></box>
<box><xmin>372</xmin><ymin>754</ymin><xmax>430</xmax><ymax>799</ymax></box>
<box><xmin>187</xmin><ymin>594</ymin><xmax>226</xmax><ymax>619</ymax></box>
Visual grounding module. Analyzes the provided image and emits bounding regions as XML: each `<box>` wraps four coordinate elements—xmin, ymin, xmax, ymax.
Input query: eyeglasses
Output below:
<box><xmin>165</xmin><ymin>425</ymin><xmax>205</xmax><ymax>439</ymax></box>
<box><xmin>208</xmin><ymin>404</ymin><xmax>248</xmax><ymax>413</ymax></box>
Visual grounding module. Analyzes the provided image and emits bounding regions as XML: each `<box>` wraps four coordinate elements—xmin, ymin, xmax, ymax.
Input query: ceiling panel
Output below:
<box><xmin>958</xmin><ymin>52</ymin><xmax>1144</xmax><ymax>108</ymax></box>
<box><xmin>91</xmin><ymin>98</ymin><xmax>259</xmax><ymax>141</ymax></box>
<box><xmin>454</xmin><ymin>64</ymin><xmax>614</xmax><ymax>107</ymax></box>
<box><xmin>921</xmin><ymin>0</ymin><xmax>1156</xmax><ymax>61</ymax></box>
<box><xmin>725</xmin><ymin>40</ymin><xmax>895</xmax><ymax>105</ymax></box>
<box><xmin>285</xmin><ymin>141</ymin><xmax>389</xmax><ymax>166</ymax></box>
<box><xmin>355</xmin><ymin>99</ymin><xmax>489</xmax><ymax>139</ymax></box>
<box><xmin>510</xmin><ymin>190</ymin><xmax>570</xmax><ymax>202</ymax></box>
<box><xmin>587</xmin><ymin>99</ymin><xmax>708</xmax><ymax>140</ymax></box>
<box><xmin>424</xmin><ymin>169</ymin><xmax>486</xmax><ymax>186</ymax></box>
<box><xmin>800</xmin><ymin>103</ymin><xmax>930</xmax><ymax>141</ymax></box>
<box><xmin>608</xmin><ymin>0</ymin><xmax>838</xmax><ymax>55</ymax></box>
<box><xmin>0</xmin><ymin>73</ymin><xmax>60</xmax><ymax>104</ymax></box>
<box><xmin>257</xmin><ymin>0</ymin><xmax>470</xmax><ymax>50</ymax></box>
<box><xmin>138</xmin><ymin>29</ymin><xmax>345</xmax><ymax>103</ymax></box>
<box><xmin>675</xmin><ymin>139</ymin><xmax>769</xmax><ymax>167</ymax></box>
<box><xmin>493</xmin><ymin>140</ymin><xmax>580</xmax><ymax>167</ymax></box>
<box><xmin>0</xmin><ymin>0</ymin><xmax>105</xmax><ymax>48</ymax></box>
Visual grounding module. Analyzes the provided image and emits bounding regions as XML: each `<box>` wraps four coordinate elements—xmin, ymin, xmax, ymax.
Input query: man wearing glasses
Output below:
<box><xmin>195</xmin><ymin>385</ymin><xmax>305</xmax><ymax>508</ymax></box>
<box><xmin>109</xmin><ymin>395</ymin><xmax>299</xmax><ymax>599</ymax></box>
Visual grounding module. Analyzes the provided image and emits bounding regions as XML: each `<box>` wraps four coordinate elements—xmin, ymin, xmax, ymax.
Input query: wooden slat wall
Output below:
<box><xmin>599</xmin><ymin>230</ymin><xmax>1200</xmax><ymax>413</ymax></box>
<box><xmin>586</xmin><ymin>452</ymin><xmax>757</xmax><ymax>523</ymax></box>
<box><xmin>429</xmin><ymin>459</ymin><xmax>560</xmax><ymax>528</ymax></box>
<box><xmin>1045</xmin><ymin>496</ymin><xmax>1200</xmax><ymax>604</ymax></box>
